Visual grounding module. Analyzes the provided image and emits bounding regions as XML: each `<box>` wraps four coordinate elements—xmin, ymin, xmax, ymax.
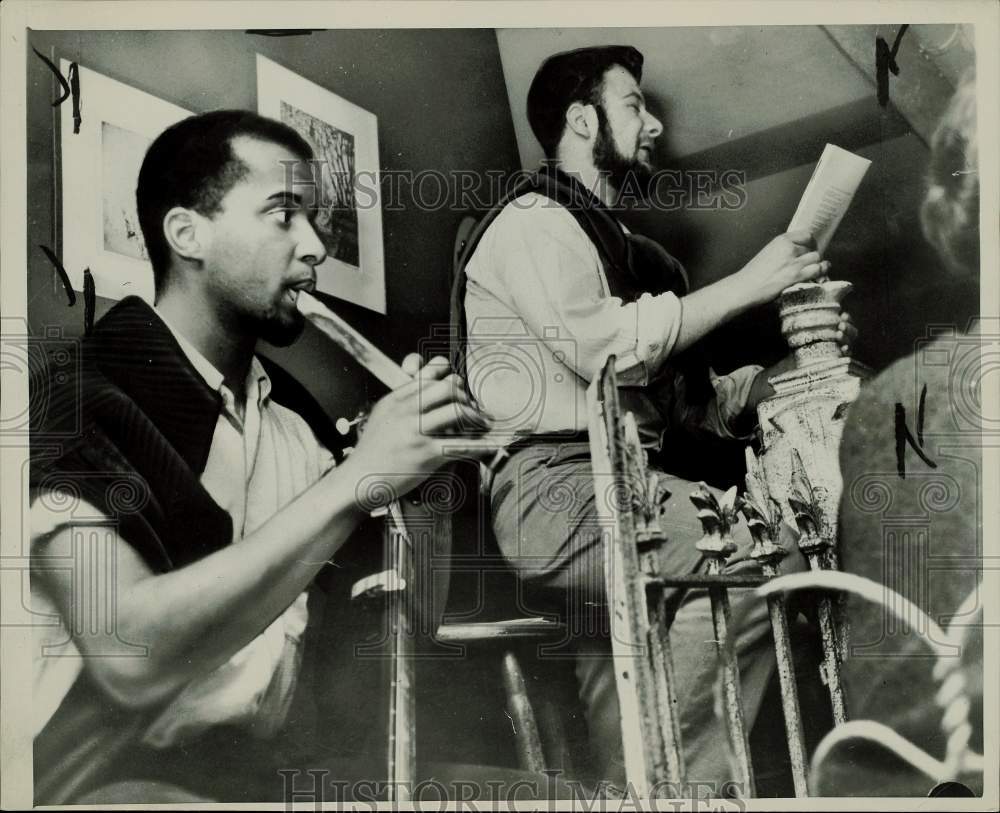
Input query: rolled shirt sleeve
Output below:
<box><xmin>626</xmin><ymin>291</ymin><xmax>685</xmax><ymax>386</ymax></box>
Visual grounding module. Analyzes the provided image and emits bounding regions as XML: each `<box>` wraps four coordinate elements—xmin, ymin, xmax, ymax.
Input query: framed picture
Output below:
<box><xmin>60</xmin><ymin>61</ymin><xmax>191</xmax><ymax>303</ymax></box>
<box><xmin>257</xmin><ymin>55</ymin><xmax>386</xmax><ymax>314</ymax></box>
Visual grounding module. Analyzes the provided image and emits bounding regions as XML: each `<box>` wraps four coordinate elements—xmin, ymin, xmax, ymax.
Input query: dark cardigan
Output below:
<box><xmin>29</xmin><ymin>296</ymin><xmax>343</xmax><ymax>803</ymax></box>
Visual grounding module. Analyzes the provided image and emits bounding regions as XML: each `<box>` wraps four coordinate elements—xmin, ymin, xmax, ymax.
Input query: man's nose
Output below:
<box><xmin>297</xmin><ymin>219</ymin><xmax>328</xmax><ymax>267</ymax></box>
<box><xmin>643</xmin><ymin>110</ymin><xmax>664</xmax><ymax>140</ymax></box>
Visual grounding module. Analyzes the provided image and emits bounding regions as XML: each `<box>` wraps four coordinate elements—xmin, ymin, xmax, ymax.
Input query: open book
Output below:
<box><xmin>788</xmin><ymin>144</ymin><xmax>872</xmax><ymax>254</ymax></box>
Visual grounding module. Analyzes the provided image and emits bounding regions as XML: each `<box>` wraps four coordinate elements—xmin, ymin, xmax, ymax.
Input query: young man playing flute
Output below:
<box><xmin>29</xmin><ymin>110</ymin><xmax>508</xmax><ymax>804</ymax></box>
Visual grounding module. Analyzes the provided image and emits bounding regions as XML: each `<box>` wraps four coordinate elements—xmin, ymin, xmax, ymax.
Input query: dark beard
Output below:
<box><xmin>255</xmin><ymin>307</ymin><xmax>306</xmax><ymax>347</ymax></box>
<box><xmin>592</xmin><ymin>105</ymin><xmax>653</xmax><ymax>205</ymax></box>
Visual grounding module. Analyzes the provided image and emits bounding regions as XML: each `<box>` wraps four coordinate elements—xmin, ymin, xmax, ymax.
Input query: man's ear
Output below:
<box><xmin>565</xmin><ymin>100</ymin><xmax>597</xmax><ymax>141</ymax></box>
<box><xmin>162</xmin><ymin>207</ymin><xmax>209</xmax><ymax>265</ymax></box>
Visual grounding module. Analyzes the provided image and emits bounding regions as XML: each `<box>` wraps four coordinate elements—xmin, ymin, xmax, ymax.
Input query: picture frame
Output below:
<box><xmin>256</xmin><ymin>55</ymin><xmax>386</xmax><ymax>314</ymax></box>
<box><xmin>60</xmin><ymin>61</ymin><xmax>191</xmax><ymax>303</ymax></box>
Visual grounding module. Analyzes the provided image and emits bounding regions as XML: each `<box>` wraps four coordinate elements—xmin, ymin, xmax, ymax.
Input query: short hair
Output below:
<box><xmin>136</xmin><ymin>109</ymin><xmax>313</xmax><ymax>293</ymax></box>
<box><xmin>920</xmin><ymin>72</ymin><xmax>979</xmax><ymax>276</ymax></box>
<box><xmin>526</xmin><ymin>45</ymin><xmax>644</xmax><ymax>159</ymax></box>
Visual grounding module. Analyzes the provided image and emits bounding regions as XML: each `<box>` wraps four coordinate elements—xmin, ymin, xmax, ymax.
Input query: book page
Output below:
<box><xmin>789</xmin><ymin>143</ymin><xmax>872</xmax><ymax>253</ymax></box>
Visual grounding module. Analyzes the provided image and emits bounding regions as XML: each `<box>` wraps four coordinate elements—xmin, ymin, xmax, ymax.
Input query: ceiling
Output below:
<box><xmin>496</xmin><ymin>24</ymin><xmax>974</xmax><ymax>171</ymax></box>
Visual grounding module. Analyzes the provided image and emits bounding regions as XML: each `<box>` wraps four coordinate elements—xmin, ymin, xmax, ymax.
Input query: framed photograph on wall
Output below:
<box><xmin>60</xmin><ymin>61</ymin><xmax>191</xmax><ymax>303</ymax></box>
<box><xmin>257</xmin><ymin>55</ymin><xmax>386</xmax><ymax>314</ymax></box>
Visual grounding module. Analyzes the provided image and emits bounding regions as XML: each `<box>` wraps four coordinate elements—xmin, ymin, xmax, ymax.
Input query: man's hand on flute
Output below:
<box><xmin>338</xmin><ymin>354</ymin><xmax>494</xmax><ymax>510</ymax></box>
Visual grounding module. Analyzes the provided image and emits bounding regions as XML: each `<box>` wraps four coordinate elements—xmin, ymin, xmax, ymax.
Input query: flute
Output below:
<box><xmin>295</xmin><ymin>290</ymin><xmax>510</xmax><ymax>465</ymax></box>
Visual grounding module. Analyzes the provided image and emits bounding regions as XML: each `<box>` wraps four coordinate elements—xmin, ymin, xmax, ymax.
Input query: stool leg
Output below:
<box><xmin>386</xmin><ymin>510</ymin><xmax>415</xmax><ymax>802</ymax></box>
<box><xmin>535</xmin><ymin>693</ymin><xmax>575</xmax><ymax>777</ymax></box>
<box><xmin>501</xmin><ymin>650</ymin><xmax>546</xmax><ymax>773</ymax></box>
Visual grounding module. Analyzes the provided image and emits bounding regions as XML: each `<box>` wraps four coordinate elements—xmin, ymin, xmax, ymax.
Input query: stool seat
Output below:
<box><xmin>435</xmin><ymin>617</ymin><xmax>565</xmax><ymax>643</ymax></box>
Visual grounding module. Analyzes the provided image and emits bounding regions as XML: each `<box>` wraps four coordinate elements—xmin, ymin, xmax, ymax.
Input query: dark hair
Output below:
<box><xmin>136</xmin><ymin>109</ymin><xmax>313</xmax><ymax>293</ymax></box>
<box><xmin>526</xmin><ymin>46</ymin><xmax>643</xmax><ymax>159</ymax></box>
<box><xmin>920</xmin><ymin>72</ymin><xmax>978</xmax><ymax>276</ymax></box>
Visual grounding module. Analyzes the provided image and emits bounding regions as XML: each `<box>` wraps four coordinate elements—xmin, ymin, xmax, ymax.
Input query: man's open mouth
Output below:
<box><xmin>285</xmin><ymin>283</ymin><xmax>315</xmax><ymax>306</ymax></box>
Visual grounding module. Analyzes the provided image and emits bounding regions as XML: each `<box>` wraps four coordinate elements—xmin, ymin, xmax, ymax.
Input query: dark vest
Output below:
<box><xmin>449</xmin><ymin>166</ymin><xmax>714</xmax><ymax>445</ymax></box>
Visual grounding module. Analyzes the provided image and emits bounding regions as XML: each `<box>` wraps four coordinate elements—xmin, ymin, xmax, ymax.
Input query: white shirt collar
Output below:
<box><xmin>153</xmin><ymin>306</ymin><xmax>271</xmax><ymax>408</ymax></box>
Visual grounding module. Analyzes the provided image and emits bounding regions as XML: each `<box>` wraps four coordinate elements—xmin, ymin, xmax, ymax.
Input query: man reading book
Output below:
<box><xmin>452</xmin><ymin>45</ymin><xmax>857</xmax><ymax>792</ymax></box>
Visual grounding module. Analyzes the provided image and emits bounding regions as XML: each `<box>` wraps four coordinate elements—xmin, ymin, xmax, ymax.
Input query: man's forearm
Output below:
<box><xmin>110</xmin><ymin>462</ymin><xmax>370</xmax><ymax>703</ymax></box>
<box><xmin>106</xmin><ymin>360</ymin><xmax>474</xmax><ymax>704</ymax></box>
<box><xmin>670</xmin><ymin>232</ymin><xmax>827</xmax><ymax>356</ymax></box>
<box><xmin>673</xmin><ymin>273</ymin><xmax>755</xmax><ymax>354</ymax></box>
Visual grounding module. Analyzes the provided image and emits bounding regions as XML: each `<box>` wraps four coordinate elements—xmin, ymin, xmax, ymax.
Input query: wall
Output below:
<box><xmin>26</xmin><ymin>28</ymin><xmax>522</xmax><ymax>420</ymax></box>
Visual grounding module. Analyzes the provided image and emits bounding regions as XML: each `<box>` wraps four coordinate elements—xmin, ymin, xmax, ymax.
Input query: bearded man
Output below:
<box><xmin>451</xmin><ymin>46</ymin><xmax>855</xmax><ymax>793</ymax></box>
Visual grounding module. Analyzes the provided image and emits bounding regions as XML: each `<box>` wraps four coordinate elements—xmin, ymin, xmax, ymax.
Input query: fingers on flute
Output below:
<box><xmin>400</xmin><ymin>352</ymin><xmax>424</xmax><ymax>377</ymax></box>
<box><xmin>393</xmin><ymin>355</ymin><xmax>455</xmax><ymax>398</ymax></box>
<box><xmin>785</xmin><ymin>229</ymin><xmax>817</xmax><ymax>249</ymax></box>
<box><xmin>420</xmin><ymin>402</ymin><xmax>491</xmax><ymax>436</ymax></box>
<box><xmin>417</xmin><ymin>376</ymin><xmax>477</xmax><ymax>412</ymax></box>
<box><xmin>417</xmin><ymin>355</ymin><xmax>452</xmax><ymax>380</ymax></box>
